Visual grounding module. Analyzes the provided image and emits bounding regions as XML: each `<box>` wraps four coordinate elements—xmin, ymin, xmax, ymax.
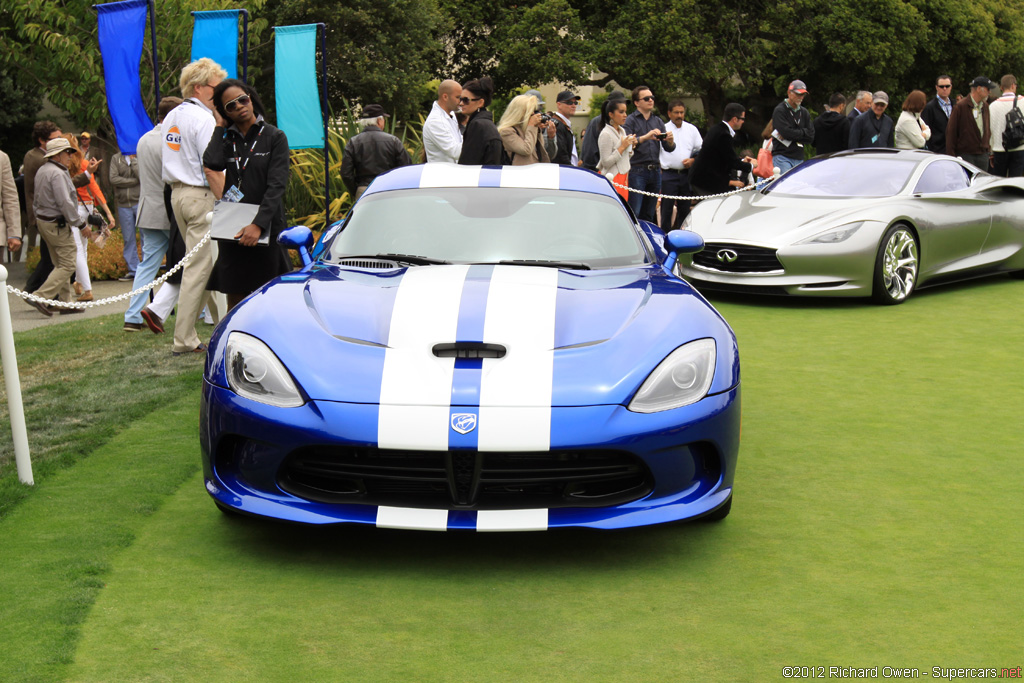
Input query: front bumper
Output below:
<box><xmin>200</xmin><ymin>381</ymin><xmax>741</xmax><ymax>530</ymax></box>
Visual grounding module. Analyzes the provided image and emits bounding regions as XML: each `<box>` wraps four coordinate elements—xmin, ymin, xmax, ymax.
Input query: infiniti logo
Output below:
<box><xmin>716</xmin><ymin>249</ymin><xmax>739</xmax><ymax>263</ymax></box>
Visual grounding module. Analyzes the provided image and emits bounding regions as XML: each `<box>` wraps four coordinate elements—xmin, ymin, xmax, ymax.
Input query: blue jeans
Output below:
<box><xmin>124</xmin><ymin>228</ymin><xmax>170</xmax><ymax>324</ymax></box>
<box><xmin>627</xmin><ymin>166</ymin><xmax>661</xmax><ymax>223</ymax></box>
<box><xmin>118</xmin><ymin>204</ymin><xmax>141</xmax><ymax>274</ymax></box>
<box><xmin>772</xmin><ymin>155</ymin><xmax>802</xmax><ymax>175</ymax></box>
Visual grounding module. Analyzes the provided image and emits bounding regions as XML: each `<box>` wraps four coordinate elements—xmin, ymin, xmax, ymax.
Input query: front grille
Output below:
<box><xmin>692</xmin><ymin>243</ymin><xmax>782</xmax><ymax>273</ymax></box>
<box><xmin>278</xmin><ymin>447</ymin><xmax>653</xmax><ymax>510</ymax></box>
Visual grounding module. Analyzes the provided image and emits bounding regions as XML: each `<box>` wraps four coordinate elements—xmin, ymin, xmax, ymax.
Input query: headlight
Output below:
<box><xmin>628</xmin><ymin>338</ymin><xmax>716</xmax><ymax>413</ymax></box>
<box><xmin>225</xmin><ymin>332</ymin><xmax>304</xmax><ymax>407</ymax></box>
<box><xmin>796</xmin><ymin>222</ymin><xmax>864</xmax><ymax>245</ymax></box>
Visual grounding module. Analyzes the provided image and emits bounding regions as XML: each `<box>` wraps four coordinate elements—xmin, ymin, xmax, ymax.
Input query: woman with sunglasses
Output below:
<box><xmin>203</xmin><ymin>79</ymin><xmax>292</xmax><ymax>311</ymax></box>
<box><xmin>458</xmin><ymin>77</ymin><xmax>502</xmax><ymax>165</ymax></box>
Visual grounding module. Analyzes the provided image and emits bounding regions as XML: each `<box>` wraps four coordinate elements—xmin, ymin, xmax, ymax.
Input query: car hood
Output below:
<box><xmin>691</xmin><ymin>190</ymin><xmax>882</xmax><ymax>247</ymax></box>
<box><xmin>210</xmin><ymin>263</ymin><xmax>738</xmax><ymax>407</ymax></box>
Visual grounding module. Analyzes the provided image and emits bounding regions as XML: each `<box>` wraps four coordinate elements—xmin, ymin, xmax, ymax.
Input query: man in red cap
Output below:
<box><xmin>771</xmin><ymin>79</ymin><xmax>815</xmax><ymax>174</ymax></box>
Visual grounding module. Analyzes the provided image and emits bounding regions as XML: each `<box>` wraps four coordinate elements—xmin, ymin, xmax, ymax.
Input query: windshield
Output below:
<box><xmin>763</xmin><ymin>157</ymin><xmax>918</xmax><ymax>198</ymax></box>
<box><xmin>323</xmin><ymin>188</ymin><xmax>648</xmax><ymax>268</ymax></box>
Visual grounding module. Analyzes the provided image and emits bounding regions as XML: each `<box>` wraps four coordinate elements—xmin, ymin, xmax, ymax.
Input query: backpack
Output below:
<box><xmin>1002</xmin><ymin>94</ymin><xmax>1024</xmax><ymax>149</ymax></box>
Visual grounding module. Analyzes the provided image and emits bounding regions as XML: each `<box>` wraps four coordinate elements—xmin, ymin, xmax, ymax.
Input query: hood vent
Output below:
<box><xmin>432</xmin><ymin>343</ymin><xmax>507</xmax><ymax>359</ymax></box>
<box><xmin>336</xmin><ymin>259</ymin><xmax>400</xmax><ymax>269</ymax></box>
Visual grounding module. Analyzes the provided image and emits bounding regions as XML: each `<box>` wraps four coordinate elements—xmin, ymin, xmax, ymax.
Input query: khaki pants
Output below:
<box><xmin>170</xmin><ymin>184</ymin><xmax>215</xmax><ymax>353</ymax></box>
<box><xmin>34</xmin><ymin>220</ymin><xmax>77</xmax><ymax>303</ymax></box>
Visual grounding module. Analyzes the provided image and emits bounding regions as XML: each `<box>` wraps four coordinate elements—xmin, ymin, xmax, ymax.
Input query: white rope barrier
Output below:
<box><xmin>610</xmin><ymin>174</ymin><xmax>775</xmax><ymax>201</ymax></box>
<box><xmin>4</xmin><ymin>230</ymin><xmax>213</xmax><ymax>310</ymax></box>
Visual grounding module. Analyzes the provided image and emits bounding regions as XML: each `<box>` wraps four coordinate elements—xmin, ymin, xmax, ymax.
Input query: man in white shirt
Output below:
<box><xmin>124</xmin><ymin>96</ymin><xmax>183</xmax><ymax>333</ymax></box>
<box><xmin>162</xmin><ymin>57</ymin><xmax>226</xmax><ymax>355</ymax></box>
<box><xmin>659</xmin><ymin>100</ymin><xmax>702</xmax><ymax>231</ymax></box>
<box><xmin>423</xmin><ymin>80</ymin><xmax>463</xmax><ymax>163</ymax></box>
<box><xmin>989</xmin><ymin>74</ymin><xmax>1024</xmax><ymax>177</ymax></box>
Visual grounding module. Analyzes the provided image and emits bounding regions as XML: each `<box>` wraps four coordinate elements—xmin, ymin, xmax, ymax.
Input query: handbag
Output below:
<box><xmin>753</xmin><ymin>139</ymin><xmax>774</xmax><ymax>179</ymax></box>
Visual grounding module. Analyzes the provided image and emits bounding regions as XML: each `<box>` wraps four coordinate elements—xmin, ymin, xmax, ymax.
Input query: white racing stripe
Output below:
<box><xmin>419</xmin><ymin>163</ymin><xmax>482</xmax><ymax>188</ymax></box>
<box><xmin>378</xmin><ymin>266</ymin><xmax>470</xmax><ymax>450</ymax></box>
<box><xmin>499</xmin><ymin>164</ymin><xmax>560</xmax><ymax>189</ymax></box>
<box><xmin>478</xmin><ymin>266</ymin><xmax>559</xmax><ymax>451</ymax></box>
<box><xmin>376</xmin><ymin>506</ymin><xmax>449</xmax><ymax>531</ymax></box>
<box><xmin>476</xmin><ymin>509</ymin><xmax>549</xmax><ymax>532</ymax></box>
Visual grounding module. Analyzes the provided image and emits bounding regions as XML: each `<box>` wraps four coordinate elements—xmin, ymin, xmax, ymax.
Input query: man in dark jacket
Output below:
<box><xmin>848</xmin><ymin>92</ymin><xmax>895</xmax><ymax>149</ymax></box>
<box><xmin>946</xmin><ymin>77</ymin><xmax>992</xmax><ymax>170</ymax></box>
<box><xmin>551</xmin><ymin>90</ymin><xmax>580</xmax><ymax>165</ymax></box>
<box><xmin>689</xmin><ymin>103</ymin><xmax>754</xmax><ymax>197</ymax></box>
<box><xmin>812</xmin><ymin>93</ymin><xmax>851</xmax><ymax>155</ymax></box>
<box><xmin>341</xmin><ymin>104</ymin><xmax>412</xmax><ymax>200</ymax></box>
<box><xmin>771</xmin><ymin>80</ymin><xmax>815</xmax><ymax>173</ymax></box>
<box><xmin>921</xmin><ymin>75</ymin><xmax>954</xmax><ymax>154</ymax></box>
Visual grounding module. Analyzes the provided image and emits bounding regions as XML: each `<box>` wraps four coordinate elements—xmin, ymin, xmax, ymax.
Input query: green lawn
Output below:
<box><xmin>2</xmin><ymin>278</ymin><xmax>1022</xmax><ymax>681</ymax></box>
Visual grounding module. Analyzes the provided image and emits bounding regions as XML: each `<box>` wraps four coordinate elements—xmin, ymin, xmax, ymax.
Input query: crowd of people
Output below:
<box><xmin>3</xmin><ymin>66</ymin><xmax>1024</xmax><ymax>353</ymax></box>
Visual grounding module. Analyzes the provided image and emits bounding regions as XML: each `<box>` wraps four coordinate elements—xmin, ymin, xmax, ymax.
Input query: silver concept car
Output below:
<box><xmin>678</xmin><ymin>149</ymin><xmax>1024</xmax><ymax>304</ymax></box>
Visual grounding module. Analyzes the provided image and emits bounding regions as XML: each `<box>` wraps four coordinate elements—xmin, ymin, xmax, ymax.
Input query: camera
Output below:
<box><xmin>86</xmin><ymin>213</ymin><xmax>105</xmax><ymax>228</ymax></box>
<box><xmin>655</xmin><ymin>132</ymin><xmax>668</xmax><ymax>140</ymax></box>
<box><xmin>537</xmin><ymin>112</ymin><xmax>553</xmax><ymax>124</ymax></box>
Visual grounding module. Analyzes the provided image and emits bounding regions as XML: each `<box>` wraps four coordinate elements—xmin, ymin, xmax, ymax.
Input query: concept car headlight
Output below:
<box><xmin>796</xmin><ymin>222</ymin><xmax>864</xmax><ymax>245</ymax></box>
<box><xmin>225</xmin><ymin>332</ymin><xmax>304</xmax><ymax>407</ymax></box>
<box><xmin>629</xmin><ymin>338</ymin><xmax>716</xmax><ymax>413</ymax></box>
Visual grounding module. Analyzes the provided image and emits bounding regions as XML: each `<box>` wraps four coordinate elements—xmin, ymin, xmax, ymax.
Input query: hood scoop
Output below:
<box><xmin>432</xmin><ymin>342</ymin><xmax>507</xmax><ymax>359</ymax></box>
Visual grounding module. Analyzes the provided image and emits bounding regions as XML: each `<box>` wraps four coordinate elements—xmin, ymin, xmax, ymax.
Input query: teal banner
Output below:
<box><xmin>274</xmin><ymin>24</ymin><xmax>324</xmax><ymax>150</ymax></box>
<box><xmin>191</xmin><ymin>10</ymin><xmax>241</xmax><ymax>79</ymax></box>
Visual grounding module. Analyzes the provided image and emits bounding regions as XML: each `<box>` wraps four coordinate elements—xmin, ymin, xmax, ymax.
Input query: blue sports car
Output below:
<box><xmin>200</xmin><ymin>164</ymin><xmax>741</xmax><ymax>530</ymax></box>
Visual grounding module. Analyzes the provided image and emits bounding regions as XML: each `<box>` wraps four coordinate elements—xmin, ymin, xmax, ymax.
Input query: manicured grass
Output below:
<box><xmin>2</xmin><ymin>277</ymin><xmax>1021</xmax><ymax>681</ymax></box>
<box><xmin>0</xmin><ymin>313</ymin><xmax>208</xmax><ymax>518</ymax></box>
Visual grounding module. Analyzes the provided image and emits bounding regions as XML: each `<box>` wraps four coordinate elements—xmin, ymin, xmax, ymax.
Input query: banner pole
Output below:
<box><xmin>148</xmin><ymin>0</ymin><xmax>160</xmax><ymax>104</ymax></box>
<box><xmin>0</xmin><ymin>266</ymin><xmax>33</xmax><ymax>485</ymax></box>
<box><xmin>318</xmin><ymin>23</ymin><xmax>328</xmax><ymax>227</ymax></box>
<box><xmin>241</xmin><ymin>10</ymin><xmax>250</xmax><ymax>83</ymax></box>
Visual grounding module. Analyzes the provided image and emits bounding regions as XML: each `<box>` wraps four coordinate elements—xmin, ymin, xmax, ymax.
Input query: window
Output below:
<box><xmin>913</xmin><ymin>161</ymin><xmax>971</xmax><ymax>194</ymax></box>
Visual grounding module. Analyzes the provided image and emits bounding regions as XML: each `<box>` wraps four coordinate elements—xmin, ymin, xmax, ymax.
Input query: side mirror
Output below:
<box><xmin>663</xmin><ymin>230</ymin><xmax>704</xmax><ymax>274</ymax></box>
<box><xmin>278</xmin><ymin>226</ymin><xmax>315</xmax><ymax>267</ymax></box>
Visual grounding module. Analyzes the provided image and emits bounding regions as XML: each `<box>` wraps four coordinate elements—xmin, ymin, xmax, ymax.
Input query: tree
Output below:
<box><xmin>0</xmin><ymin>0</ymin><xmax>269</xmax><ymax>153</ymax></box>
<box><xmin>263</xmin><ymin>0</ymin><xmax>446</xmax><ymax>120</ymax></box>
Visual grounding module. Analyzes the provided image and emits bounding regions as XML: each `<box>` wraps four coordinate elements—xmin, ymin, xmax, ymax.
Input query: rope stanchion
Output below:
<box><xmin>609</xmin><ymin>175</ymin><xmax>775</xmax><ymax>202</ymax></box>
<box><xmin>5</xmin><ymin>230</ymin><xmax>213</xmax><ymax>310</ymax></box>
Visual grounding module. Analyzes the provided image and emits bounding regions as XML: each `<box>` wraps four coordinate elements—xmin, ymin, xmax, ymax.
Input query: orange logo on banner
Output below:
<box><xmin>165</xmin><ymin>126</ymin><xmax>181</xmax><ymax>152</ymax></box>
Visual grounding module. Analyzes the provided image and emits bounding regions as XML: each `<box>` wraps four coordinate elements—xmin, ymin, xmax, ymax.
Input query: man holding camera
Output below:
<box><xmin>624</xmin><ymin>86</ymin><xmax>675</xmax><ymax>222</ymax></box>
<box><xmin>29</xmin><ymin>137</ymin><xmax>103</xmax><ymax>316</ymax></box>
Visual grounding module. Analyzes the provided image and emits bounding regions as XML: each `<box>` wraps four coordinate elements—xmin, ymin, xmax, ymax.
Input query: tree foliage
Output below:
<box><xmin>263</xmin><ymin>0</ymin><xmax>446</xmax><ymax>119</ymax></box>
<box><xmin>0</xmin><ymin>0</ymin><xmax>269</xmax><ymax>154</ymax></box>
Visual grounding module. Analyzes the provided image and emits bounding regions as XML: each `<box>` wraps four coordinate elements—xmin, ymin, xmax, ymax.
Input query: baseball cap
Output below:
<box><xmin>525</xmin><ymin>89</ymin><xmax>546</xmax><ymax>107</ymax></box>
<box><xmin>970</xmin><ymin>76</ymin><xmax>994</xmax><ymax>89</ymax></box>
<box><xmin>362</xmin><ymin>104</ymin><xmax>389</xmax><ymax>118</ymax></box>
<box><xmin>557</xmin><ymin>90</ymin><xmax>581</xmax><ymax>104</ymax></box>
<box><xmin>872</xmin><ymin>91</ymin><xmax>889</xmax><ymax>105</ymax></box>
<box><xmin>788</xmin><ymin>80</ymin><xmax>808</xmax><ymax>94</ymax></box>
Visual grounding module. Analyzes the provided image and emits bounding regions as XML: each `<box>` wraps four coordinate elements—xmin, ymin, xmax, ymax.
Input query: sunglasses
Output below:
<box><xmin>225</xmin><ymin>94</ymin><xmax>251</xmax><ymax>113</ymax></box>
<box><xmin>937</xmin><ymin>84</ymin><xmax>952</xmax><ymax>88</ymax></box>
<box><xmin>459</xmin><ymin>96</ymin><xmax>482</xmax><ymax>105</ymax></box>
<box><xmin>639</xmin><ymin>96</ymin><xmax>655</xmax><ymax>102</ymax></box>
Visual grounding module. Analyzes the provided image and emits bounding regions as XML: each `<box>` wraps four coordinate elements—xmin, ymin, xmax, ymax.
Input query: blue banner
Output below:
<box><xmin>191</xmin><ymin>10</ymin><xmax>240</xmax><ymax>80</ymax></box>
<box><xmin>95</xmin><ymin>0</ymin><xmax>153</xmax><ymax>155</ymax></box>
<box><xmin>275</xmin><ymin>25</ymin><xmax>324</xmax><ymax>150</ymax></box>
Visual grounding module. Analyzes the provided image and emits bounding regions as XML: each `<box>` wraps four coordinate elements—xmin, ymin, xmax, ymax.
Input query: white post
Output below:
<box><xmin>0</xmin><ymin>265</ymin><xmax>33</xmax><ymax>484</ymax></box>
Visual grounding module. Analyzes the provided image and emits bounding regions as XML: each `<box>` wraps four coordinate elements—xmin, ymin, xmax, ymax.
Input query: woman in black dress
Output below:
<box><xmin>458</xmin><ymin>77</ymin><xmax>503</xmax><ymax>165</ymax></box>
<box><xmin>204</xmin><ymin>79</ymin><xmax>292</xmax><ymax>310</ymax></box>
